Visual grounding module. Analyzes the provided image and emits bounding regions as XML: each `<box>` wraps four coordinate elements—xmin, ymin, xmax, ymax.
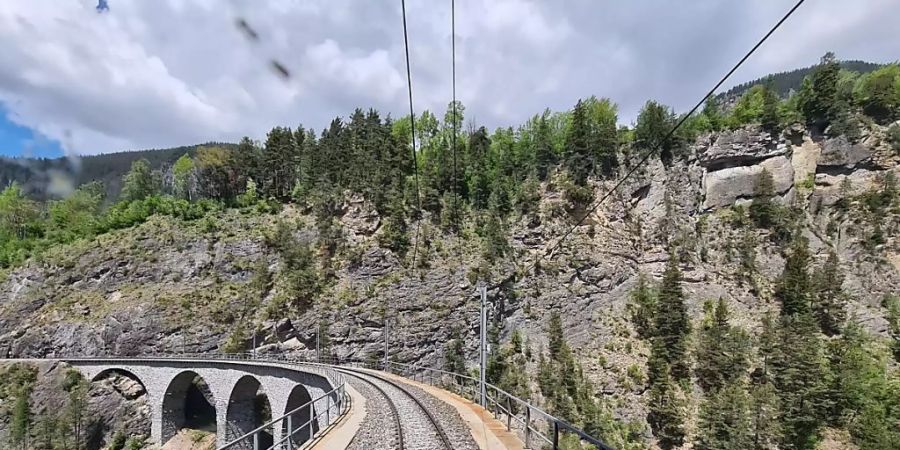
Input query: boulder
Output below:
<box><xmin>791</xmin><ymin>137</ymin><xmax>821</xmax><ymax>184</ymax></box>
<box><xmin>702</xmin><ymin>155</ymin><xmax>793</xmax><ymax>210</ymax></box>
<box><xmin>812</xmin><ymin>169</ymin><xmax>881</xmax><ymax>206</ymax></box>
<box><xmin>818</xmin><ymin>136</ymin><xmax>873</xmax><ymax>170</ymax></box>
<box><xmin>110</xmin><ymin>373</ymin><xmax>147</xmax><ymax>400</ymax></box>
<box><xmin>698</xmin><ymin>127</ymin><xmax>786</xmax><ymax>170</ymax></box>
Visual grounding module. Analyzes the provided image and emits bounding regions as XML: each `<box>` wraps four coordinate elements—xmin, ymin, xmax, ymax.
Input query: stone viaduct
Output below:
<box><xmin>64</xmin><ymin>358</ymin><xmax>342</xmax><ymax>449</ymax></box>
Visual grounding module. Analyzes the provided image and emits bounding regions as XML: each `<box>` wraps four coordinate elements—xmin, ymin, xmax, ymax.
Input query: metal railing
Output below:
<box><xmin>316</xmin><ymin>356</ymin><xmax>614</xmax><ymax>450</ymax></box>
<box><xmin>219</xmin><ymin>381</ymin><xmax>346</xmax><ymax>450</ymax></box>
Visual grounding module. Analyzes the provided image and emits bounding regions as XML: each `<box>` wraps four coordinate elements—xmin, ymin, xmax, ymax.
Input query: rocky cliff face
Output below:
<box><xmin>0</xmin><ymin>361</ymin><xmax>149</xmax><ymax>449</ymax></box>
<box><xmin>0</xmin><ymin>123</ymin><xmax>898</xmax><ymax>443</ymax></box>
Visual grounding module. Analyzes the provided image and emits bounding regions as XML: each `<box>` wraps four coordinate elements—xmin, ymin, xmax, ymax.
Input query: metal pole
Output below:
<box><xmin>287</xmin><ymin>415</ymin><xmax>293</xmax><ymax>450</ymax></box>
<box><xmin>384</xmin><ymin>318</ymin><xmax>389</xmax><ymax>370</ymax></box>
<box><xmin>479</xmin><ymin>284</ymin><xmax>487</xmax><ymax>408</ymax></box>
<box><xmin>309</xmin><ymin>403</ymin><xmax>314</xmax><ymax>441</ymax></box>
<box><xmin>316</xmin><ymin>325</ymin><xmax>320</xmax><ymax>363</ymax></box>
<box><xmin>525</xmin><ymin>407</ymin><xmax>532</xmax><ymax>449</ymax></box>
<box><xmin>553</xmin><ymin>421</ymin><xmax>560</xmax><ymax>450</ymax></box>
<box><xmin>252</xmin><ymin>330</ymin><xmax>256</xmax><ymax>359</ymax></box>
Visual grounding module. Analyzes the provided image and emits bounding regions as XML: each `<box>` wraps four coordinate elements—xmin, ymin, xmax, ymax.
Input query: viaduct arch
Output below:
<box><xmin>70</xmin><ymin>358</ymin><xmax>338</xmax><ymax>448</ymax></box>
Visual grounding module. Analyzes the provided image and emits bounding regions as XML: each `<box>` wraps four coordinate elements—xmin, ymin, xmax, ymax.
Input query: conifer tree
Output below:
<box><xmin>777</xmin><ymin>235</ymin><xmax>813</xmax><ymax>317</ymax></box>
<box><xmin>635</xmin><ymin>100</ymin><xmax>676</xmax><ymax>164</ymax></box>
<box><xmin>584</xmin><ymin>96</ymin><xmax>619</xmax><ymax>177</ymax></box>
<box><xmin>749</xmin><ymin>378</ymin><xmax>782</xmax><ymax>450</ymax></box>
<box><xmin>235</xmin><ymin>136</ymin><xmax>261</xmax><ymax>187</ymax></box>
<box><xmin>803</xmin><ymin>52</ymin><xmax>840</xmax><ymax>129</ymax></box>
<box><xmin>812</xmin><ymin>251</ymin><xmax>846</xmax><ymax>336</ymax></box>
<box><xmin>695</xmin><ymin>298</ymin><xmax>751</xmax><ymax>393</ymax></box>
<box><xmin>702</xmin><ymin>96</ymin><xmax>724</xmax><ymax>131</ymax></box>
<box><xmin>647</xmin><ymin>362</ymin><xmax>686</xmax><ymax>450</ymax></box>
<box><xmin>565</xmin><ymin>99</ymin><xmax>592</xmax><ymax>185</ymax></box>
<box><xmin>761</xmin><ymin>84</ymin><xmax>781</xmax><ymax>135</ymax></box>
<box><xmin>467</xmin><ymin>127</ymin><xmax>492</xmax><ymax>209</ymax></box>
<box><xmin>652</xmin><ymin>253</ymin><xmax>691</xmax><ymax>381</ymax></box>
<box><xmin>261</xmin><ymin>126</ymin><xmax>298</xmax><ymax>199</ymax></box>
<box><xmin>771</xmin><ymin>313</ymin><xmax>829</xmax><ymax>449</ymax></box>
<box><xmin>697</xmin><ymin>383</ymin><xmax>754</xmax><ymax>450</ymax></box>
<box><xmin>628</xmin><ymin>273</ymin><xmax>657</xmax><ymax>340</ymax></box>
<box><xmin>749</xmin><ymin>169</ymin><xmax>778</xmax><ymax>229</ymax></box>
<box><xmin>10</xmin><ymin>389</ymin><xmax>30</xmax><ymax>449</ymax></box>
<box><xmin>534</xmin><ymin>113</ymin><xmax>556</xmax><ymax>181</ymax></box>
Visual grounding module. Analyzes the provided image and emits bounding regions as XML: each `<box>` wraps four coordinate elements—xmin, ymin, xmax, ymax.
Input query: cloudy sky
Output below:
<box><xmin>0</xmin><ymin>0</ymin><xmax>897</xmax><ymax>157</ymax></box>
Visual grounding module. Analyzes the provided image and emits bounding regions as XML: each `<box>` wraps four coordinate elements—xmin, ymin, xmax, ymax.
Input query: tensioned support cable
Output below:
<box><xmin>400</xmin><ymin>0</ymin><xmax>423</xmax><ymax>268</ymax></box>
<box><xmin>517</xmin><ymin>0</ymin><xmax>807</xmax><ymax>279</ymax></box>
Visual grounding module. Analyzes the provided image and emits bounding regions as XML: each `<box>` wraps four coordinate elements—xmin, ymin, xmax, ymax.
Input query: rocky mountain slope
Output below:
<box><xmin>1</xmin><ymin>120</ymin><xmax>898</xmax><ymax>448</ymax></box>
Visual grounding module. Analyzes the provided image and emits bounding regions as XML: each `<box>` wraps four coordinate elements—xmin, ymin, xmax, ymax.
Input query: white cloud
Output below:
<box><xmin>0</xmin><ymin>0</ymin><xmax>897</xmax><ymax>155</ymax></box>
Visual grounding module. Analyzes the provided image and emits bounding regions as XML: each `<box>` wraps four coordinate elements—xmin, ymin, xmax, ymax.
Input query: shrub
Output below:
<box><xmin>889</xmin><ymin>124</ymin><xmax>900</xmax><ymax>155</ymax></box>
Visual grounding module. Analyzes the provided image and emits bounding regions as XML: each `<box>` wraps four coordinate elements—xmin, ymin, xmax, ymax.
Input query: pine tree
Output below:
<box><xmin>467</xmin><ymin>127</ymin><xmax>492</xmax><ymax>209</ymax></box>
<box><xmin>10</xmin><ymin>389</ymin><xmax>30</xmax><ymax>449</ymax></box>
<box><xmin>261</xmin><ymin>126</ymin><xmax>299</xmax><ymax>199</ymax></box>
<box><xmin>652</xmin><ymin>253</ymin><xmax>691</xmax><ymax>381</ymax></box>
<box><xmin>803</xmin><ymin>52</ymin><xmax>840</xmax><ymax>129</ymax></box>
<box><xmin>235</xmin><ymin>136</ymin><xmax>261</xmax><ymax>188</ymax></box>
<box><xmin>761</xmin><ymin>84</ymin><xmax>781</xmax><ymax>135</ymax></box>
<box><xmin>444</xmin><ymin>332</ymin><xmax>467</xmax><ymax>375</ymax></box>
<box><xmin>584</xmin><ymin>96</ymin><xmax>619</xmax><ymax>177</ymax></box>
<box><xmin>628</xmin><ymin>273</ymin><xmax>657</xmax><ymax>340</ymax></box>
<box><xmin>777</xmin><ymin>235</ymin><xmax>813</xmax><ymax>317</ymax></box>
<box><xmin>479</xmin><ymin>215</ymin><xmax>509</xmax><ymax>263</ymax></box>
<box><xmin>749</xmin><ymin>169</ymin><xmax>778</xmax><ymax>229</ymax></box>
<box><xmin>702</xmin><ymin>96</ymin><xmax>724</xmax><ymax>131</ymax></box>
<box><xmin>812</xmin><ymin>251</ymin><xmax>846</xmax><ymax>336</ymax></box>
<box><xmin>885</xmin><ymin>295</ymin><xmax>900</xmax><ymax>363</ymax></box>
<box><xmin>771</xmin><ymin>313</ymin><xmax>829</xmax><ymax>449</ymax></box>
<box><xmin>696</xmin><ymin>382</ymin><xmax>754</xmax><ymax>450</ymax></box>
<box><xmin>647</xmin><ymin>362</ymin><xmax>686</xmax><ymax>450</ymax></box>
<box><xmin>749</xmin><ymin>379</ymin><xmax>782</xmax><ymax>450</ymax></box>
<box><xmin>534</xmin><ymin>113</ymin><xmax>556</xmax><ymax>180</ymax></box>
<box><xmin>565</xmin><ymin>99</ymin><xmax>593</xmax><ymax>185</ymax></box>
<box><xmin>635</xmin><ymin>100</ymin><xmax>676</xmax><ymax>164</ymax></box>
<box><xmin>695</xmin><ymin>298</ymin><xmax>751</xmax><ymax>393</ymax></box>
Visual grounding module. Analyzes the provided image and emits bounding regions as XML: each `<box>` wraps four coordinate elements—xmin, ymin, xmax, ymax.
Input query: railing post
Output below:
<box><xmin>553</xmin><ymin>421</ymin><xmax>560</xmax><ymax>450</ymax></box>
<box><xmin>309</xmin><ymin>403</ymin><xmax>314</xmax><ymax>440</ymax></box>
<box><xmin>287</xmin><ymin>415</ymin><xmax>293</xmax><ymax>450</ymax></box>
<box><xmin>506</xmin><ymin>396</ymin><xmax>511</xmax><ymax>431</ymax></box>
<box><xmin>253</xmin><ymin>433</ymin><xmax>259</xmax><ymax>450</ymax></box>
<box><xmin>326</xmin><ymin>394</ymin><xmax>331</xmax><ymax>425</ymax></box>
<box><xmin>525</xmin><ymin>407</ymin><xmax>531</xmax><ymax>449</ymax></box>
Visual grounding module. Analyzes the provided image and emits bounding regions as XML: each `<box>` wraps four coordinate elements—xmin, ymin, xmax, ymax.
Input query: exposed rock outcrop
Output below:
<box><xmin>0</xmin><ymin>124</ymin><xmax>898</xmax><ymax>449</ymax></box>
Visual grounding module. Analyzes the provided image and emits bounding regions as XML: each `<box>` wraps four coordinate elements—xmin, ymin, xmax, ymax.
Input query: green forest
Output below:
<box><xmin>2</xmin><ymin>54</ymin><xmax>897</xmax><ymax>270</ymax></box>
<box><xmin>1</xmin><ymin>54</ymin><xmax>900</xmax><ymax>450</ymax></box>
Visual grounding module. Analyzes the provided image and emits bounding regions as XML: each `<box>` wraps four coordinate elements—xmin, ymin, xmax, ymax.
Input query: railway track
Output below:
<box><xmin>339</xmin><ymin>367</ymin><xmax>454</xmax><ymax>450</ymax></box>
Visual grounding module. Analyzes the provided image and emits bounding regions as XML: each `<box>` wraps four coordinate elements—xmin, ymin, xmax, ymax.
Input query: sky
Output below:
<box><xmin>0</xmin><ymin>0</ymin><xmax>897</xmax><ymax>158</ymax></box>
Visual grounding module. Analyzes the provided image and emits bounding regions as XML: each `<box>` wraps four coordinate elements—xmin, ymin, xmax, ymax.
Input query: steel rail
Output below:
<box><xmin>337</xmin><ymin>368</ymin><xmax>404</xmax><ymax>449</ymax></box>
<box><xmin>338</xmin><ymin>366</ymin><xmax>454</xmax><ymax>449</ymax></box>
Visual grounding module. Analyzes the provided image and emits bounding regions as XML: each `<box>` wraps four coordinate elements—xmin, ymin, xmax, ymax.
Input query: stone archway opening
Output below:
<box><xmin>282</xmin><ymin>384</ymin><xmax>317</xmax><ymax>447</ymax></box>
<box><xmin>161</xmin><ymin>371</ymin><xmax>216</xmax><ymax>445</ymax></box>
<box><xmin>225</xmin><ymin>375</ymin><xmax>273</xmax><ymax>448</ymax></box>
